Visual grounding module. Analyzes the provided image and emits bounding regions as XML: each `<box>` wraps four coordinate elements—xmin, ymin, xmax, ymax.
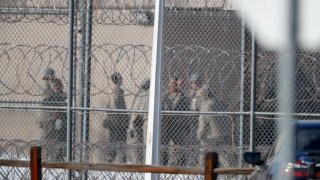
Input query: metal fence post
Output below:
<box><xmin>145</xmin><ymin>0</ymin><xmax>164</xmax><ymax>180</ymax></box>
<box><xmin>239</xmin><ymin>12</ymin><xmax>247</xmax><ymax>168</ymax></box>
<box><xmin>67</xmin><ymin>0</ymin><xmax>75</xmax><ymax>179</ymax></box>
<box><xmin>83</xmin><ymin>0</ymin><xmax>93</xmax><ymax>151</ymax></box>
<box><xmin>205</xmin><ymin>152</ymin><xmax>218</xmax><ymax>180</ymax></box>
<box><xmin>30</xmin><ymin>146</ymin><xmax>42</xmax><ymax>180</ymax></box>
<box><xmin>250</xmin><ymin>28</ymin><xmax>257</xmax><ymax>152</ymax></box>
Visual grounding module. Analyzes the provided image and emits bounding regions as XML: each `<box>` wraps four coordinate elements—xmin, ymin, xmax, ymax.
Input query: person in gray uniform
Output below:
<box><xmin>103</xmin><ymin>72</ymin><xmax>130</xmax><ymax>163</ymax></box>
<box><xmin>39</xmin><ymin>78</ymin><xmax>67</xmax><ymax>161</ymax></box>
<box><xmin>126</xmin><ymin>79</ymin><xmax>150</xmax><ymax>164</ymax></box>
<box><xmin>188</xmin><ymin>73</ymin><xmax>204</xmax><ymax>102</ymax></box>
<box><xmin>42</xmin><ymin>67</ymin><xmax>56</xmax><ymax>95</ymax></box>
<box><xmin>195</xmin><ymin>84</ymin><xmax>229</xmax><ymax>166</ymax></box>
<box><xmin>162</xmin><ymin>77</ymin><xmax>190</xmax><ymax>166</ymax></box>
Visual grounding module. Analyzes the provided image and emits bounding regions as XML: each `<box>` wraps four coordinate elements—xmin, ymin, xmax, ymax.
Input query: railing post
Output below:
<box><xmin>205</xmin><ymin>152</ymin><xmax>218</xmax><ymax>180</ymax></box>
<box><xmin>30</xmin><ymin>146</ymin><xmax>42</xmax><ymax>180</ymax></box>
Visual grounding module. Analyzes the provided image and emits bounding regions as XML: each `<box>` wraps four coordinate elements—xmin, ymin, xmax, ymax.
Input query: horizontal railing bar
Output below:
<box><xmin>1</xmin><ymin>104</ymin><xmax>320</xmax><ymax>117</ymax></box>
<box><xmin>0</xmin><ymin>159</ymin><xmax>254</xmax><ymax>175</ymax></box>
<box><xmin>42</xmin><ymin>162</ymin><xmax>204</xmax><ymax>175</ymax></box>
<box><xmin>0</xmin><ymin>8</ymin><xmax>68</xmax><ymax>15</ymax></box>
<box><xmin>0</xmin><ymin>159</ymin><xmax>29</xmax><ymax>168</ymax></box>
<box><xmin>0</xmin><ymin>105</ymin><xmax>251</xmax><ymax>115</ymax></box>
<box><xmin>0</xmin><ymin>159</ymin><xmax>203</xmax><ymax>174</ymax></box>
<box><xmin>213</xmin><ymin>167</ymin><xmax>255</xmax><ymax>175</ymax></box>
<box><xmin>0</xmin><ymin>6</ymin><xmax>155</xmax><ymax>15</ymax></box>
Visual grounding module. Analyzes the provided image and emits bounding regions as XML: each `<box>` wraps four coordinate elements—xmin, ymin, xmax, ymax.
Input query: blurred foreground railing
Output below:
<box><xmin>0</xmin><ymin>146</ymin><xmax>255</xmax><ymax>180</ymax></box>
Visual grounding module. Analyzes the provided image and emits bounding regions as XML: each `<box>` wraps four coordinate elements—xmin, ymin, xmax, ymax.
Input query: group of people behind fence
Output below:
<box><xmin>160</xmin><ymin>73</ymin><xmax>228</xmax><ymax>166</ymax></box>
<box><xmin>102</xmin><ymin>72</ymin><xmax>228</xmax><ymax>166</ymax></box>
<box><xmin>38</xmin><ymin>68</ymin><xmax>229</xmax><ymax>166</ymax></box>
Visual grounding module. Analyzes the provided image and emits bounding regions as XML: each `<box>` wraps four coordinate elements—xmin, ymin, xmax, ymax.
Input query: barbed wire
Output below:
<box><xmin>1</xmin><ymin>43</ymin><xmax>320</xmax><ymax>111</ymax></box>
<box><xmin>0</xmin><ymin>0</ymin><xmax>235</xmax><ymax>25</ymax></box>
<box><xmin>0</xmin><ymin>43</ymin><xmax>152</xmax><ymax>97</ymax></box>
<box><xmin>0</xmin><ymin>0</ymin><xmax>233</xmax><ymax>9</ymax></box>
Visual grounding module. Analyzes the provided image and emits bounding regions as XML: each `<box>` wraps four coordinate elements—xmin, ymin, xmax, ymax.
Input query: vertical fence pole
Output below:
<box><xmin>81</xmin><ymin>0</ymin><xmax>93</xmax><ymax>179</ymax></box>
<box><xmin>83</xmin><ymin>0</ymin><xmax>93</xmax><ymax>151</ymax></box>
<box><xmin>239</xmin><ymin>12</ymin><xmax>247</xmax><ymax>168</ymax></box>
<box><xmin>249</xmin><ymin>28</ymin><xmax>257</xmax><ymax>152</ymax></box>
<box><xmin>275</xmin><ymin>0</ymin><xmax>298</xmax><ymax>179</ymax></box>
<box><xmin>30</xmin><ymin>146</ymin><xmax>42</xmax><ymax>180</ymax></box>
<box><xmin>145</xmin><ymin>0</ymin><xmax>164</xmax><ymax>179</ymax></box>
<box><xmin>67</xmin><ymin>0</ymin><xmax>75</xmax><ymax>179</ymax></box>
<box><xmin>78</xmin><ymin>0</ymin><xmax>86</xmax><ymax>167</ymax></box>
<box><xmin>204</xmin><ymin>152</ymin><xmax>218</xmax><ymax>180</ymax></box>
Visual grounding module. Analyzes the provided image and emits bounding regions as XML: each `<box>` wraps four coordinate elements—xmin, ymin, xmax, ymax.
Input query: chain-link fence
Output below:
<box><xmin>1</xmin><ymin>0</ymin><xmax>320</xmax><ymax>179</ymax></box>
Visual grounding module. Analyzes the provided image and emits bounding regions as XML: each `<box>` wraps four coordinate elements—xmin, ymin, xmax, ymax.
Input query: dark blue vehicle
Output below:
<box><xmin>244</xmin><ymin>120</ymin><xmax>320</xmax><ymax>180</ymax></box>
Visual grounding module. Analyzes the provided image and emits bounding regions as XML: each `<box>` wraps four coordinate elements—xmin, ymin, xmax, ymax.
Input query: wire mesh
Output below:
<box><xmin>1</xmin><ymin>0</ymin><xmax>320</xmax><ymax>179</ymax></box>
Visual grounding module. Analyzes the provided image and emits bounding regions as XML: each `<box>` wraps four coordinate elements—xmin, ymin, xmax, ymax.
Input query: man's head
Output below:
<box><xmin>43</xmin><ymin>67</ymin><xmax>55</xmax><ymax>81</ymax></box>
<box><xmin>111</xmin><ymin>72</ymin><xmax>122</xmax><ymax>85</ymax></box>
<box><xmin>49</xmin><ymin>78</ymin><xmax>63</xmax><ymax>93</ymax></box>
<box><xmin>200</xmin><ymin>84</ymin><xmax>209</xmax><ymax>94</ymax></box>
<box><xmin>200</xmin><ymin>83</ymin><xmax>214</xmax><ymax>99</ymax></box>
<box><xmin>167</xmin><ymin>77</ymin><xmax>178</xmax><ymax>94</ymax></box>
<box><xmin>190</xmin><ymin>73</ymin><xmax>203</xmax><ymax>89</ymax></box>
<box><xmin>177</xmin><ymin>77</ymin><xmax>187</xmax><ymax>92</ymax></box>
<box><xmin>141</xmin><ymin>79</ymin><xmax>150</xmax><ymax>91</ymax></box>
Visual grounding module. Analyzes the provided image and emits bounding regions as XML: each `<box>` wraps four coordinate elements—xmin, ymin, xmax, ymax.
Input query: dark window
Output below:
<box><xmin>297</xmin><ymin>129</ymin><xmax>320</xmax><ymax>151</ymax></box>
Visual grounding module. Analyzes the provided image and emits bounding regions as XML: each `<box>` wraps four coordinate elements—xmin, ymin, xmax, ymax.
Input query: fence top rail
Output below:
<box><xmin>213</xmin><ymin>167</ymin><xmax>255</xmax><ymax>175</ymax></box>
<box><xmin>0</xmin><ymin>159</ymin><xmax>29</xmax><ymax>168</ymax></box>
<box><xmin>0</xmin><ymin>159</ymin><xmax>254</xmax><ymax>175</ymax></box>
<box><xmin>0</xmin><ymin>159</ymin><xmax>203</xmax><ymax>175</ymax></box>
<box><xmin>42</xmin><ymin>162</ymin><xmax>204</xmax><ymax>175</ymax></box>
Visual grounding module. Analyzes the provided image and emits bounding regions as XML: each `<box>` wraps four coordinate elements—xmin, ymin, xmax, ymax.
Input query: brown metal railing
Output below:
<box><xmin>0</xmin><ymin>146</ymin><xmax>255</xmax><ymax>180</ymax></box>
